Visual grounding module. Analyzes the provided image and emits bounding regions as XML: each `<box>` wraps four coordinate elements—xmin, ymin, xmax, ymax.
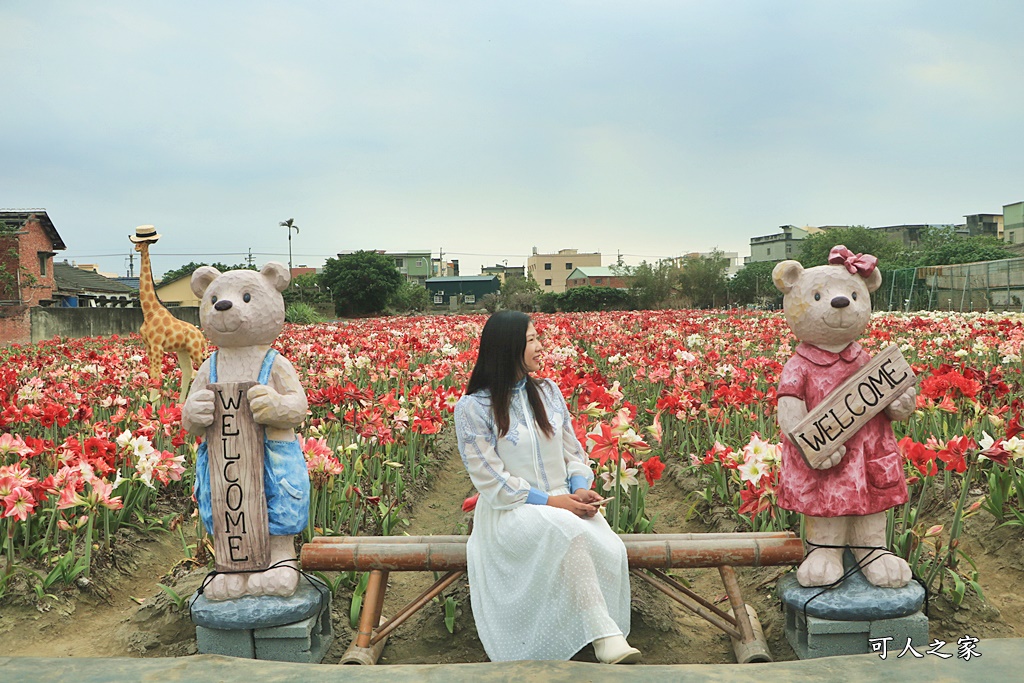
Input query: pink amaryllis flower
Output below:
<box><xmin>3</xmin><ymin>486</ymin><xmax>36</xmax><ymax>521</ymax></box>
<box><xmin>0</xmin><ymin>433</ymin><xmax>32</xmax><ymax>459</ymax></box>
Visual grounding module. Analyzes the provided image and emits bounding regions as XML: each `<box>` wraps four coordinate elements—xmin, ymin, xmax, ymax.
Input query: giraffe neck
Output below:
<box><xmin>137</xmin><ymin>245</ymin><xmax>166</xmax><ymax>316</ymax></box>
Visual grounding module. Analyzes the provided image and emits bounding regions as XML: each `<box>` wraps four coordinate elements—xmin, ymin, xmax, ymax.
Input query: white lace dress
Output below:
<box><xmin>454</xmin><ymin>378</ymin><xmax>631</xmax><ymax>661</ymax></box>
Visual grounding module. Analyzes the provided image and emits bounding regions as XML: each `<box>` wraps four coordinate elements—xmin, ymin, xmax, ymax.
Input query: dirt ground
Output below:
<box><xmin>1</xmin><ymin>433</ymin><xmax>1020</xmax><ymax>665</ymax></box>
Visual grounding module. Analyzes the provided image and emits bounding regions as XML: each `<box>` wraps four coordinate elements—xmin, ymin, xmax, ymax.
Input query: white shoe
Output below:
<box><xmin>593</xmin><ymin>635</ymin><xmax>642</xmax><ymax>664</ymax></box>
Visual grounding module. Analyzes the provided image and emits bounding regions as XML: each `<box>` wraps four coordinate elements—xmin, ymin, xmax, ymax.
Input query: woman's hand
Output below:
<box><xmin>573</xmin><ymin>488</ymin><xmax>604</xmax><ymax>505</ymax></box>
<box><xmin>547</xmin><ymin>494</ymin><xmax>597</xmax><ymax>518</ymax></box>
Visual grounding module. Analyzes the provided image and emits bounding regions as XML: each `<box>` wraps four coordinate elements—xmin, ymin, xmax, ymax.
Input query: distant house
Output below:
<box><xmin>1005</xmin><ymin>202</ymin><xmax>1024</xmax><ymax>245</ymax></box>
<box><xmin>0</xmin><ymin>210</ymin><xmax>66</xmax><ymax>344</ymax></box>
<box><xmin>425</xmin><ymin>275</ymin><xmax>499</xmax><ymax>306</ymax></box>
<box><xmin>52</xmin><ymin>262</ymin><xmax>137</xmax><ymax>307</ymax></box>
<box><xmin>566</xmin><ymin>266</ymin><xmax>632</xmax><ymax>290</ymax></box>
<box><xmin>747</xmin><ymin>226</ymin><xmax>814</xmax><ymax>264</ymax></box>
<box><xmin>154</xmin><ymin>273</ymin><xmax>201</xmax><ymax>307</ymax></box>
<box><xmin>481</xmin><ymin>264</ymin><xmax>526</xmax><ymax>283</ymax></box>
<box><xmin>527</xmin><ymin>248</ymin><xmax>601</xmax><ymax>293</ymax></box>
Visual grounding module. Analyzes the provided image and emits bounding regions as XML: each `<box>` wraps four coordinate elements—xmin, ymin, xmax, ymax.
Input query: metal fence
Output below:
<box><xmin>880</xmin><ymin>257</ymin><xmax>1024</xmax><ymax>313</ymax></box>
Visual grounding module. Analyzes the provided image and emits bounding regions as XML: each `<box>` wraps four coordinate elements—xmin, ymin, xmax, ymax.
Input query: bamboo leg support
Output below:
<box><xmin>370</xmin><ymin>571</ymin><xmax>463</xmax><ymax>645</ymax></box>
<box><xmin>341</xmin><ymin>570</ymin><xmax>390</xmax><ymax>665</ymax></box>
<box><xmin>718</xmin><ymin>565</ymin><xmax>771</xmax><ymax>663</ymax></box>
<box><xmin>631</xmin><ymin>569</ymin><xmax>742</xmax><ymax>641</ymax></box>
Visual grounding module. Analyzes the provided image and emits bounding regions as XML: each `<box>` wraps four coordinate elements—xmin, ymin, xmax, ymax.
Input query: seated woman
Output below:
<box><xmin>454</xmin><ymin>310</ymin><xmax>640</xmax><ymax>664</ymax></box>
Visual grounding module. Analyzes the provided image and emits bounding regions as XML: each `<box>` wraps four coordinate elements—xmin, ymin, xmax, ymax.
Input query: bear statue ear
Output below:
<box><xmin>772</xmin><ymin>260</ymin><xmax>803</xmax><ymax>295</ymax></box>
<box><xmin>864</xmin><ymin>267</ymin><xmax>882</xmax><ymax>294</ymax></box>
<box><xmin>261</xmin><ymin>261</ymin><xmax>290</xmax><ymax>293</ymax></box>
<box><xmin>191</xmin><ymin>266</ymin><xmax>222</xmax><ymax>299</ymax></box>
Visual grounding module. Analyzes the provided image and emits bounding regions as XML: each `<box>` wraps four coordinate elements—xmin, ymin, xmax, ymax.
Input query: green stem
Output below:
<box><xmin>83</xmin><ymin>514</ymin><xmax>95</xmax><ymax>578</ymax></box>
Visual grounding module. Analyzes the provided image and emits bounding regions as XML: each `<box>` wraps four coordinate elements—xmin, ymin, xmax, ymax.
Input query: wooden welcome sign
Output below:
<box><xmin>788</xmin><ymin>345</ymin><xmax>916</xmax><ymax>468</ymax></box>
<box><xmin>207</xmin><ymin>381</ymin><xmax>270</xmax><ymax>572</ymax></box>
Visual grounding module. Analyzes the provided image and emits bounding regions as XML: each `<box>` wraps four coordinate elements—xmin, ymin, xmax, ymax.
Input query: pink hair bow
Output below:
<box><xmin>828</xmin><ymin>245</ymin><xmax>877</xmax><ymax>277</ymax></box>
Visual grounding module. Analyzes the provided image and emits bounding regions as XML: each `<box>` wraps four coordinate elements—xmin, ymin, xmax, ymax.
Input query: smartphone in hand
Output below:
<box><xmin>589</xmin><ymin>496</ymin><xmax>614</xmax><ymax>507</ymax></box>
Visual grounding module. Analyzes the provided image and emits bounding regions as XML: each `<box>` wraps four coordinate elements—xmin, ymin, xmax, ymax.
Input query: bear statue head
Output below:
<box><xmin>772</xmin><ymin>245</ymin><xmax>882</xmax><ymax>350</ymax></box>
<box><xmin>190</xmin><ymin>262</ymin><xmax>290</xmax><ymax>348</ymax></box>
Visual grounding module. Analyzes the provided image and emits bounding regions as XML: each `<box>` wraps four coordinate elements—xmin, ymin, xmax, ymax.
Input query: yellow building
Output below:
<box><xmin>154</xmin><ymin>274</ymin><xmax>201</xmax><ymax>307</ymax></box>
<box><xmin>526</xmin><ymin>248</ymin><xmax>601</xmax><ymax>293</ymax></box>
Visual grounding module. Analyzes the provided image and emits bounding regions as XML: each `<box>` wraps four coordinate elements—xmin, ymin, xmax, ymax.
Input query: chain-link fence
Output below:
<box><xmin>879</xmin><ymin>257</ymin><xmax>1024</xmax><ymax>313</ymax></box>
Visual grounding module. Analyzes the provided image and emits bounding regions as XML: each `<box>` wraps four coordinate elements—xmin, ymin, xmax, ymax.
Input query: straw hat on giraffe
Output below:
<box><xmin>130</xmin><ymin>225</ymin><xmax>163</xmax><ymax>243</ymax></box>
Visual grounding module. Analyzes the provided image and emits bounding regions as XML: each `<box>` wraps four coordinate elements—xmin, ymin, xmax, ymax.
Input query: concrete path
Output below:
<box><xmin>2</xmin><ymin>637</ymin><xmax>1017</xmax><ymax>682</ymax></box>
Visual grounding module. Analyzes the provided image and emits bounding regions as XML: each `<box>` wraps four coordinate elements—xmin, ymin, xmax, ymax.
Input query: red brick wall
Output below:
<box><xmin>0</xmin><ymin>215</ymin><xmax>57</xmax><ymax>345</ymax></box>
<box><xmin>0</xmin><ymin>234</ymin><xmax>19</xmax><ymax>301</ymax></box>
<box><xmin>17</xmin><ymin>216</ymin><xmax>57</xmax><ymax>306</ymax></box>
<box><xmin>0</xmin><ymin>307</ymin><xmax>30</xmax><ymax>345</ymax></box>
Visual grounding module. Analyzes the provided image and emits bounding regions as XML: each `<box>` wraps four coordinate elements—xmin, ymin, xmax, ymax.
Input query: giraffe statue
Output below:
<box><xmin>131</xmin><ymin>225</ymin><xmax>208</xmax><ymax>403</ymax></box>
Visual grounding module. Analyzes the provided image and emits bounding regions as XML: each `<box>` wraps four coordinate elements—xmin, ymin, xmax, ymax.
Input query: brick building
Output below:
<box><xmin>0</xmin><ymin>211</ymin><xmax>66</xmax><ymax>345</ymax></box>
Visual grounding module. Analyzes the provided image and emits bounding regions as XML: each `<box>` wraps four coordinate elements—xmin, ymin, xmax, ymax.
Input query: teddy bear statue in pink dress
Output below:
<box><xmin>773</xmin><ymin>246</ymin><xmax>917</xmax><ymax>589</ymax></box>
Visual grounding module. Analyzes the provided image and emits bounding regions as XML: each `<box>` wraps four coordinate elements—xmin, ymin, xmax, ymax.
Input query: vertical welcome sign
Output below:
<box><xmin>207</xmin><ymin>381</ymin><xmax>270</xmax><ymax>573</ymax></box>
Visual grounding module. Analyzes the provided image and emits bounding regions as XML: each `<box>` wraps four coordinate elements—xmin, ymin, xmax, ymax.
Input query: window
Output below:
<box><xmin>544</xmin><ymin>263</ymin><xmax>552</xmax><ymax>270</ymax></box>
<box><xmin>565</xmin><ymin>262</ymin><xmax>573</xmax><ymax>270</ymax></box>
<box><xmin>433</xmin><ymin>295</ymin><xmax>444</xmax><ymax>304</ymax></box>
<box><xmin>594</xmin><ymin>277</ymin><xmax>603</xmax><ymax>284</ymax></box>
<box><xmin>766</xmin><ymin>247</ymin><xmax>771</xmax><ymax>256</ymax></box>
<box><xmin>38</xmin><ymin>253</ymin><xmax>48</xmax><ymax>276</ymax></box>
<box><xmin>464</xmin><ymin>294</ymin><xmax>476</xmax><ymax>304</ymax></box>
<box><xmin>416</xmin><ymin>259</ymin><xmax>424</xmax><ymax>267</ymax></box>
<box><xmin>395</xmin><ymin>258</ymin><xmax>404</xmax><ymax>267</ymax></box>
<box><xmin>544</xmin><ymin>278</ymin><xmax>552</xmax><ymax>286</ymax></box>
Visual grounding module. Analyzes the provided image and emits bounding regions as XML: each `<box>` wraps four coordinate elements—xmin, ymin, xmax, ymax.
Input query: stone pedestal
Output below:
<box><xmin>777</xmin><ymin>550</ymin><xmax>927</xmax><ymax>659</ymax></box>
<box><xmin>190</xmin><ymin>576</ymin><xmax>333</xmax><ymax>663</ymax></box>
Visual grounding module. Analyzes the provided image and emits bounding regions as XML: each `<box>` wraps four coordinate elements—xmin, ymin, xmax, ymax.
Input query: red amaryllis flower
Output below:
<box><xmin>641</xmin><ymin>456</ymin><xmax>665</xmax><ymax>486</ymax></box>
<box><xmin>937</xmin><ymin>435</ymin><xmax>975</xmax><ymax>473</ymax></box>
<box><xmin>462</xmin><ymin>494</ymin><xmax>479</xmax><ymax>512</ymax></box>
<box><xmin>898</xmin><ymin>436</ymin><xmax>936</xmax><ymax>477</ymax></box>
<box><xmin>586</xmin><ymin>422</ymin><xmax>620</xmax><ymax>466</ymax></box>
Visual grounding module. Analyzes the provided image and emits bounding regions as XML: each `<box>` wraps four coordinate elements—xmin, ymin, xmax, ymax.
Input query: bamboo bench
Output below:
<box><xmin>300</xmin><ymin>531</ymin><xmax>804</xmax><ymax>665</ymax></box>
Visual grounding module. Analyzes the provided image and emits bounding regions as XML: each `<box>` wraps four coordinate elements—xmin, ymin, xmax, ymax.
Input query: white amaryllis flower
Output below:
<box><xmin>1004</xmin><ymin>436</ymin><xmax>1024</xmax><ymax>459</ymax></box>
<box><xmin>115</xmin><ymin>430</ymin><xmax>134</xmax><ymax>449</ymax></box>
<box><xmin>598</xmin><ymin>460</ymin><xmax>639</xmax><ymax>493</ymax></box>
<box><xmin>738</xmin><ymin>457</ymin><xmax>768</xmax><ymax>487</ymax></box>
<box><xmin>128</xmin><ymin>434</ymin><xmax>156</xmax><ymax>459</ymax></box>
<box><xmin>674</xmin><ymin>349</ymin><xmax>696</xmax><ymax>363</ymax></box>
<box><xmin>953</xmin><ymin>349</ymin><xmax>970</xmax><ymax>358</ymax></box>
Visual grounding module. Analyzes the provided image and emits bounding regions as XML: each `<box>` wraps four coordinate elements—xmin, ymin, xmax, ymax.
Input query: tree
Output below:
<box><xmin>677</xmin><ymin>251</ymin><xmax>730</xmax><ymax>308</ymax></box>
<box><xmin>390</xmin><ymin>281</ymin><xmax>431</xmax><ymax>312</ymax></box>
<box><xmin>728</xmin><ymin>261</ymin><xmax>780</xmax><ymax>307</ymax></box>
<box><xmin>499</xmin><ymin>274</ymin><xmax>542</xmax><ymax>311</ymax></box>
<box><xmin>629</xmin><ymin>260</ymin><xmax>677</xmax><ymax>310</ymax></box>
<box><xmin>282</xmin><ymin>272</ymin><xmax>330</xmax><ymax>305</ymax></box>
<box><xmin>797</xmin><ymin>226</ymin><xmax>909</xmax><ymax>270</ymax></box>
<box><xmin>159</xmin><ymin>261</ymin><xmax>255</xmax><ymax>283</ymax></box>
<box><xmin>912</xmin><ymin>226</ymin><xmax>1016</xmax><ymax>266</ymax></box>
<box><xmin>321</xmin><ymin>250</ymin><xmax>403</xmax><ymax>316</ymax></box>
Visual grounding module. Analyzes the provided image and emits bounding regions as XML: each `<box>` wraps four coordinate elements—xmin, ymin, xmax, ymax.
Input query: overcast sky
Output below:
<box><xmin>2</xmin><ymin>1</ymin><xmax>1022</xmax><ymax>279</ymax></box>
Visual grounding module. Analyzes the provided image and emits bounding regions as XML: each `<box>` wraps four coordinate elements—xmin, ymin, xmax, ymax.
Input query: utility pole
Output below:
<box><xmin>245</xmin><ymin>248</ymin><xmax>255</xmax><ymax>268</ymax></box>
<box><xmin>125</xmin><ymin>250</ymin><xmax>135</xmax><ymax>278</ymax></box>
<box><xmin>438</xmin><ymin>247</ymin><xmax>445</xmax><ymax>276</ymax></box>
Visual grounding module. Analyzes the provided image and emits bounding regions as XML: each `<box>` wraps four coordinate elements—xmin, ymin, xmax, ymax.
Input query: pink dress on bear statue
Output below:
<box><xmin>776</xmin><ymin>341</ymin><xmax>908</xmax><ymax>518</ymax></box>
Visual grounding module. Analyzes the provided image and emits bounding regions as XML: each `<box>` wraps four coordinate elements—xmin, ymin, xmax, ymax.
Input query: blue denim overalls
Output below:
<box><xmin>194</xmin><ymin>349</ymin><xmax>310</xmax><ymax>536</ymax></box>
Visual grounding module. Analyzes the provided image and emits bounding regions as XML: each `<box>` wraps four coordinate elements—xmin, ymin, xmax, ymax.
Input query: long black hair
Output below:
<box><xmin>465</xmin><ymin>310</ymin><xmax>554</xmax><ymax>438</ymax></box>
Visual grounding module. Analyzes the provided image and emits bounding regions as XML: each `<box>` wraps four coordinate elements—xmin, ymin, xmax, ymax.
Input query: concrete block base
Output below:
<box><xmin>784</xmin><ymin>604</ymin><xmax>929</xmax><ymax>659</ymax></box>
<box><xmin>196</xmin><ymin>603</ymin><xmax>333</xmax><ymax>663</ymax></box>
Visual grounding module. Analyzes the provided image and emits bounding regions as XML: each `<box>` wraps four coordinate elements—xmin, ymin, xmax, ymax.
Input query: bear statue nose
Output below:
<box><xmin>831</xmin><ymin>296</ymin><xmax>850</xmax><ymax>309</ymax></box>
<box><xmin>214</xmin><ymin>299</ymin><xmax>233</xmax><ymax>311</ymax></box>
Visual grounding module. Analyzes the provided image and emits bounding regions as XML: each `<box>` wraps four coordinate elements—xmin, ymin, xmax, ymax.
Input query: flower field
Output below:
<box><xmin>2</xmin><ymin>309</ymin><xmax>1024</xmax><ymax>614</ymax></box>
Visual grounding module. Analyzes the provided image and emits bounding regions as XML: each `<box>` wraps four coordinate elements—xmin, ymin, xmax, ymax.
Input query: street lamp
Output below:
<box><xmin>279</xmin><ymin>218</ymin><xmax>299</xmax><ymax>276</ymax></box>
